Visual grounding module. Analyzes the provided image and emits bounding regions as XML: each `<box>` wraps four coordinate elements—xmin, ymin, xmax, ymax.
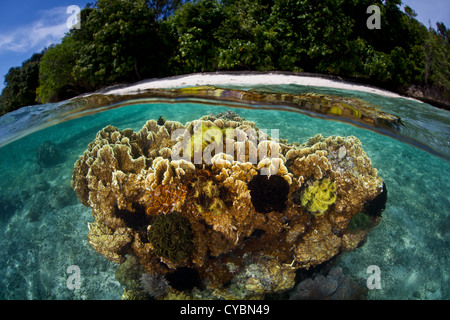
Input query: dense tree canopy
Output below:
<box><xmin>71</xmin><ymin>0</ymin><xmax>164</xmax><ymax>89</ymax></box>
<box><xmin>1</xmin><ymin>0</ymin><xmax>449</xmax><ymax>114</ymax></box>
<box><xmin>0</xmin><ymin>52</ymin><xmax>43</xmax><ymax>114</ymax></box>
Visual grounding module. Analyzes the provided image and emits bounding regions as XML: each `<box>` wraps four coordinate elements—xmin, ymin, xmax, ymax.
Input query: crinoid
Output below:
<box><xmin>191</xmin><ymin>174</ymin><xmax>228</xmax><ymax>215</ymax></box>
<box><xmin>300</xmin><ymin>178</ymin><xmax>337</xmax><ymax>217</ymax></box>
<box><xmin>147</xmin><ymin>212</ymin><xmax>194</xmax><ymax>263</ymax></box>
<box><xmin>144</xmin><ymin>183</ymin><xmax>188</xmax><ymax>216</ymax></box>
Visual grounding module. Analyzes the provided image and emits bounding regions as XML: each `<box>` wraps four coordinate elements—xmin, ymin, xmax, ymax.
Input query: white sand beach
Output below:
<box><xmin>102</xmin><ymin>72</ymin><xmax>420</xmax><ymax>101</ymax></box>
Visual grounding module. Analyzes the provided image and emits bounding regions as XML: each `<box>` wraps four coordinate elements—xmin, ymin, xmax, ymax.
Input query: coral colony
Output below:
<box><xmin>71</xmin><ymin>112</ymin><xmax>387</xmax><ymax>299</ymax></box>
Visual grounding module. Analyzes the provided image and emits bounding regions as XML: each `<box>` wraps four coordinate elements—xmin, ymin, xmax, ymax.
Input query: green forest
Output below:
<box><xmin>0</xmin><ymin>0</ymin><xmax>449</xmax><ymax>115</ymax></box>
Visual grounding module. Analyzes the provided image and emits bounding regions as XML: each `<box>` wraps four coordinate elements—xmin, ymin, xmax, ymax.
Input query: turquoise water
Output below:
<box><xmin>0</xmin><ymin>84</ymin><xmax>449</xmax><ymax>299</ymax></box>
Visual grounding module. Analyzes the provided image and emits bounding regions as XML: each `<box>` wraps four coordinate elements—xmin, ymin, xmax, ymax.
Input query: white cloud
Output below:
<box><xmin>0</xmin><ymin>6</ymin><xmax>70</xmax><ymax>53</ymax></box>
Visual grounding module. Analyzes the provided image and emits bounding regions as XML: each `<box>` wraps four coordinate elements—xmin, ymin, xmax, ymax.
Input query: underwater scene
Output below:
<box><xmin>0</xmin><ymin>83</ymin><xmax>449</xmax><ymax>300</ymax></box>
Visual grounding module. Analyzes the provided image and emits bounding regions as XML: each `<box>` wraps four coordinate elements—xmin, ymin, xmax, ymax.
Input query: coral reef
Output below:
<box><xmin>227</xmin><ymin>258</ymin><xmax>296</xmax><ymax>298</ymax></box>
<box><xmin>72</xmin><ymin>112</ymin><xmax>386</xmax><ymax>299</ymax></box>
<box><xmin>300</xmin><ymin>178</ymin><xmax>337</xmax><ymax>216</ymax></box>
<box><xmin>71</xmin><ymin>87</ymin><xmax>402</xmax><ymax>131</ymax></box>
<box><xmin>143</xmin><ymin>183</ymin><xmax>188</xmax><ymax>216</ymax></box>
<box><xmin>290</xmin><ymin>267</ymin><xmax>367</xmax><ymax>300</ymax></box>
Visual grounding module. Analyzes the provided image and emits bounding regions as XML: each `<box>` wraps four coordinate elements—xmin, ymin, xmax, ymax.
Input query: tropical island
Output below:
<box><xmin>0</xmin><ymin>0</ymin><xmax>449</xmax><ymax>116</ymax></box>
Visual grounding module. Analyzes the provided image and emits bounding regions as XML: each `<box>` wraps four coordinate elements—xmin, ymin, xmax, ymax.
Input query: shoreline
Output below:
<box><xmin>96</xmin><ymin>71</ymin><xmax>423</xmax><ymax>102</ymax></box>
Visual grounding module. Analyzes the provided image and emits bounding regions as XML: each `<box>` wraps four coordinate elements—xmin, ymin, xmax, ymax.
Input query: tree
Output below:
<box><xmin>215</xmin><ymin>0</ymin><xmax>276</xmax><ymax>71</ymax></box>
<box><xmin>165</xmin><ymin>0</ymin><xmax>227</xmax><ymax>73</ymax></box>
<box><xmin>423</xmin><ymin>23</ymin><xmax>450</xmax><ymax>92</ymax></box>
<box><xmin>72</xmin><ymin>0</ymin><xmax>164</xmax><ymax>87</ymax></box>
<box><xmin>36</xmin><ymin>6</ymin><xmax>96</xmax><ymax>103</ymax></box>
<box><xmin>3</xmin><ymin>0</ymin><xmax>449</xmax><ymax>114</ymax></box>
<box><xmin>0</xmin><ymin>52</ymin><xmax>43</xmax><ymax>115</ymax></box>
<box><xmin>149</xmin><ymin>0</ymin><xmax>187</xmax><ymax>20</ymax></box>
<box><xmin>37</xmin><ymin>37</ymin><xmax>80</xmax><ymax>103</ymax></box>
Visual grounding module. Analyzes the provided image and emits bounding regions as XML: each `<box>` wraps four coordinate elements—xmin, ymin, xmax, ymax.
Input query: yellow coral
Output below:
<box><xmin>301</xmin><ymin>178</ymin><xmax>337</xmax><ymax>216</ymax></box>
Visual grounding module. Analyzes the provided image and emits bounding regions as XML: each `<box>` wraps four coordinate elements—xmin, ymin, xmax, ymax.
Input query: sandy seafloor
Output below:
<box><xmin>0</xmin><ymin>73</ymin><xmax>449</xmax><ymax>300</ymax></box>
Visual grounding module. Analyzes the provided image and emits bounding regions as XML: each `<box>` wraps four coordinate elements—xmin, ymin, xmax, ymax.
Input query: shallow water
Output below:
<box><xmin>0</xmin><ymin>83</ymin><xmax>448</xmax><ymax>300</ymax></box>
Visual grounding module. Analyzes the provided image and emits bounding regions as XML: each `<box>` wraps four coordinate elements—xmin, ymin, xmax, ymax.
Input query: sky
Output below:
<box><xmin>0</xmin><ymin>0</ymin><xmax>91</xmax><ymax>92</ymax></box>
<box><xmin>0</xmin><ymin>0</ymin><xmax>449</xmax><ymax>93</ymax></box>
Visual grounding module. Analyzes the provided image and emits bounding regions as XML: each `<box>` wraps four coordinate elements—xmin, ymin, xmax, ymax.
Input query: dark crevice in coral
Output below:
<box><xmin>165</xmin><ymin>267</ymin><xmax>202</xmax><ymax>291</ymax></box>
<box><xmin>130</xmin><ymin>142</ymin><xmax>144</xmax><ymax>159</ymax></box>
<box><xmin>114</xmin><ymin>205</ymin><xmax>150</xmax><ymax>231</ymax></box>
<box><xmin>243</xmin><ymin>228</ymin><xmax>265</xmax><ymax>241</ymax></box>
<box><xmin>247</xmin><ymin>173</ymin><xmax>290</xmax><ymax>213</ymax></box>
<box><xmin>291</xmin><ymin>188</ymin><xmax>303</xmax><ymax>206</ymax></box>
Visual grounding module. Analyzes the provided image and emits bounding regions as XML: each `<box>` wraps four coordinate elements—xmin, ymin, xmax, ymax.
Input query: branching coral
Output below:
<box><xmin>300</xmin><ymin>178</ymin><xmax>337</xmax><ymax>216</ymax></box>
<box><xmin>147</xmin><ymin>212</ymin><xmax>194</xmax><ymax>263</ymax></box>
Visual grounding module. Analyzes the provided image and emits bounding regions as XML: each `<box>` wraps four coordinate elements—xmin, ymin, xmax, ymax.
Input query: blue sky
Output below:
<box><xmin>0</xmin><ymin>0</ymin><xmax>449</xmax><ymax>93</ymax></box>
<box><xmin>0</xmin><ymin>0</ymin><xmax>91</xmax><ymax>92</ymax></box>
